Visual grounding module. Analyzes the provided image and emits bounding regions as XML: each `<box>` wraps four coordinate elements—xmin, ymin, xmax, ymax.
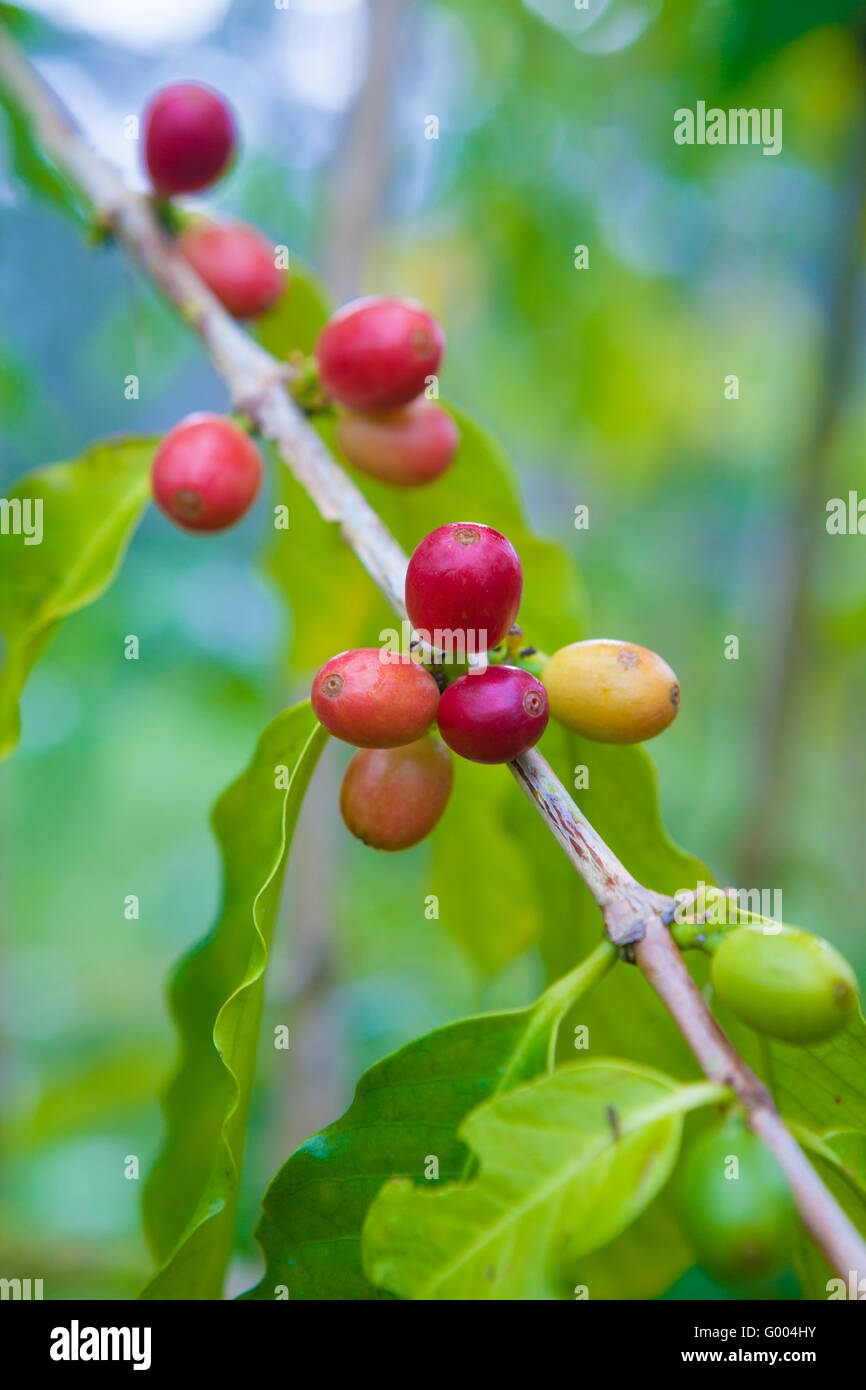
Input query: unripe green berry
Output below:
<box><xmin>340</xmin><ymin>736</ymin><xmax>453</xmax><ymax>850</ymax></box>
<box><xmin>678</xmin><ymin>1116</ymin><xmax>798</xmax><ymax>1285</ymax></box>
<box><xmin>710</xmin><ymin>924</ymin><xmax>858</xmax><ymax>1045</ymax></box>
<box><xmin>541</xmin><ymin>639</ymin><xmax>680</xmax><ymax>744</ymax></box>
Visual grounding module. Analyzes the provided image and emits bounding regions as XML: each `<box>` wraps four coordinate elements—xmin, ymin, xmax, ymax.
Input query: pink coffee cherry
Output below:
<box><xmin>315</xmin><ymin>296</ymin><xmax>444</xmax><ymax>410</ymax></box>
<box><xmin>151</xmin><ymin>413</ymin><xmax>261</xmax><ymax>532</ymax></box>
<box><xmin>405</xmin><ymin>522</ymin><xmax>523</xmax><ymax>653</ymax></box>
<box><xmin>179</xmin><ymin>221</ymin><xmax>285</xmax><ymax>319</ymax></box>
<box><xmin>437</xmin><ymin>666</ymin><xmax>549</xmax><ymax>764</ymax></box>
<box><xmin>340</xmin><ymin>735</ymin><xmax>454</xmax><ymax>850</ymax></box>
<box><xmin>336</xmin><ymin>400</ymin><xmax>459</xmax><ymax>487</ymax></box>
<box><xmin>311</xmin><ymin>648</ymin><xmax>440</xmax><ymax>748</ymax></box>
<box><xmin>143</xmin><ymin>83</ymin><xmax>236</xmax><ymax>195</ymax></box>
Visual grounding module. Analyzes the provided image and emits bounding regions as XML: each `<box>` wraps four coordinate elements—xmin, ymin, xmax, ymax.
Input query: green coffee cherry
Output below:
<box><xmin>678</xmin><ymin>1116</ymin><xmax>798</xmax><ymax>1285</ymax></box>
<box><xmin>710</xmin><ymin>924</ymin><xmax>858</xmax><ymax>1045</ymax></box>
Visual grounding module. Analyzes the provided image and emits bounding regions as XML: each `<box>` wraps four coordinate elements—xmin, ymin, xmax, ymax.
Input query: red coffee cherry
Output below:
<box><xmin>151</xmin><ymin>413</ymin><xmax>261</xmax><ymax>532</ymax></box>
<box><xmin>315</xmin><ymin>296</ymin><xmax>444</xmax><ymax>410</ymax></box>
<box><xmin>179</xmin><ymin>221</ymin><xmax>285</xmax><ymax>318</ymax></box>
<box><xmin>311</xmin><ymin>648</ymin><xmax>440</xmax><ymax>748</ymax></box>
<box><xmin>405</xmin><ymin>522</ymin><xmax>523</xmax><ymax>653</ymax></box>
<box><xmin>143</xmin><ymin>82</ymin><xmax>235</xmax><ymax>195</ymax></box>
<box><xmin>336</xmin><ymin>400</ymin><xmax>459</xmax><ymax>487</ymax></box>
<box><xmin>340</xmin><ymin>735</ymin><xmax>454</xmax><ymax>850</ymax></box>
<box><xmin>437</xmin><ymin>666</ymin><xmax>548</xmax><ymax>764</ymax></box>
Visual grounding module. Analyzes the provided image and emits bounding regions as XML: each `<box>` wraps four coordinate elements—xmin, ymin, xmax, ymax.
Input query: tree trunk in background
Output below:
<box><xmin>735</xmin><ymin>49</ymin><xmax>866</xmax><ymax>885</ymax></box>
<box><xmin>324</xmin><ymin>0</ymin><xmax>407</xmax><ymax>303</ymax></box>
<box><xmin>277</xmin><ymin>0</ymin><xmax>406</xmax><ymax>1157</ymax></box>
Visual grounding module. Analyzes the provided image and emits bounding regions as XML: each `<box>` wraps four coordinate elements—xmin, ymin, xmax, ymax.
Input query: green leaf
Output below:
<box><xmin>0</xmin><ymin>55</ymin><xmax>88</xmax><ymax>223</ymax></box>
<box><xmin>1</xmin><ymin>1044</ymin><xmax>168</xmax><ymax>1150</ymax></box>
<box><xmin>0</xmin><ymin>437</ymin><xmax>154</xmax><ymax>759</ymax></box>
<box><xmin>141</xmin><ymin>702</ymin><xmax>328</xmax><ymax>1299</ymax></box>
<box><xmin>242</xmin><ymin>944</ymin><xmax>615</xmax><ymax>1300</ymax></box>
<box><xmin>573</xmin><ymin>1200</ymin><xmax>694</xmax><ymax>1301</ymax></box>
<box><xmin>794</xmin><ymin>1124</ymin><xmax>866</xmax><ymax>1206</ymax></box>
<box><xmin>790</xmin><ymin>1124</ymin><xmax>866</xmax><ymax>1298</ymax></box>
<box><xmin>362</xmin><ymin>1060</ymin><xmax>726</xmax><ymax>1300</ymax></box>
<box><xmin>765</xmin><ymin>1012</ymin><xmax>866</xmax><ymax>1133</ymax></box>
<box><xmin>252</xmin><ymin>259</ymin><xmax>332</xmax><ymax>359</ymax></box>
<box><xmin>713</xmin><ymin>1003</ymin><xmax>866</xmax><ymax>1147</ymax></box>
<box><xmin>432</xmin><ymin>756</ymin><xmax>543</xmax><ymax>974</ymax></box>
<box><xmin>265</xmin><ymin>441</ymin><xmax>392</xmax><ymax>672</ymax></box>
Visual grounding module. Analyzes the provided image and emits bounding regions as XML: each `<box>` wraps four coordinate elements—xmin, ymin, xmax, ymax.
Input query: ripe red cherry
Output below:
<box><xmin>340</xmin><ymin>736</ymin><xmax>453</xmax><ymax>850</ymax></box>
<box><xmin>336</xmin><ymin>400</ymin><xmax>459</xmax><ymax>487</ymax></box>
<box><xmin>315</xmin><ymin>297</ymin><xmax>444</xmax><ymax>410</ymax></box>
<box><xmin>311</xmin><ymin>648</ymin><xmax>440</xmax><ymax>748</ymax></box>
<box><xmin>405</xmin><ymin>522</ymin><xmax>523</xmax><ymax>653</ymax></box>
<box><xmin>151</xmin><ymin>413</ymin><xmax>261</xmax><ymax>532</ymax></box>
<box><xmin>179</xmin><ymin>221</ymin><xmax>285</xmax><ymax>318</ymax></box>
<box><xmin>143</xmin><ymin>83</ymin><xmax>235</xmax><ymax>195</ymax></box>
<box><xmin>437</xmin><ymin>666</ymin><xmax>548</xmax><ymax>764</ymax></box>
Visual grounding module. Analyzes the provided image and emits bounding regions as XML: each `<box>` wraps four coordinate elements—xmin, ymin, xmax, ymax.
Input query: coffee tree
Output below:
<box><xmin>1</xmin><ymin>26</ymin><xmax>865</xmax><ymax>1303</ymax></box>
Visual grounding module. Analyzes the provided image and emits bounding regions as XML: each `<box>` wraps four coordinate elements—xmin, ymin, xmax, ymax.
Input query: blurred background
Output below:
<box><xmin>1</xmin><ymin>0</ymin><xmax>866</xmax><ymax>1299</ymax></box>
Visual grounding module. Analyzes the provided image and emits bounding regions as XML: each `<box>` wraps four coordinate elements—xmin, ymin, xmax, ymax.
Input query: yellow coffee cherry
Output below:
<box><xmin>541</xmin><ymin>639</ymin><xmax>680</xmax><ymax>744</ymax></box>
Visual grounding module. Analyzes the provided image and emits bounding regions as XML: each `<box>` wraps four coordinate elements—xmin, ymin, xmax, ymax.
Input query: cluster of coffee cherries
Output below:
<box><xmin>312</xmin><ymin>522</ymin><xmax>535</xmax><ymax>850</ymax></box>
<box><xmin>143</xmin><ymin>78</ymin><xmax>459</xmax><ymax>532</ymax></box>
<box><xmin>148</xmin><ymin>292</ymin><xmax>457</xmax><ymax>530</ymax></box>
<box><xmin>143</xmin><ymin>82</ymin><xmax>284</xmax><ymax>320</ymax></box>
<box><xmin>312</xmin><ymin>520</ymin><xmax>681</xmax><ymax>851</ymax></box>
<box><xmin>143</xmin><ymin>80</ymin><xmax>278</xmax><ymax>532</ymax></box>
<box><xmin>140</xmin><ymin>80</ymin><xmax>683</xmax><ymax>854</ymax></box>
<box><xmin>319</xmin><ymin>297</ymin><xmax>459</xmax><ymax>487</ymax></box>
